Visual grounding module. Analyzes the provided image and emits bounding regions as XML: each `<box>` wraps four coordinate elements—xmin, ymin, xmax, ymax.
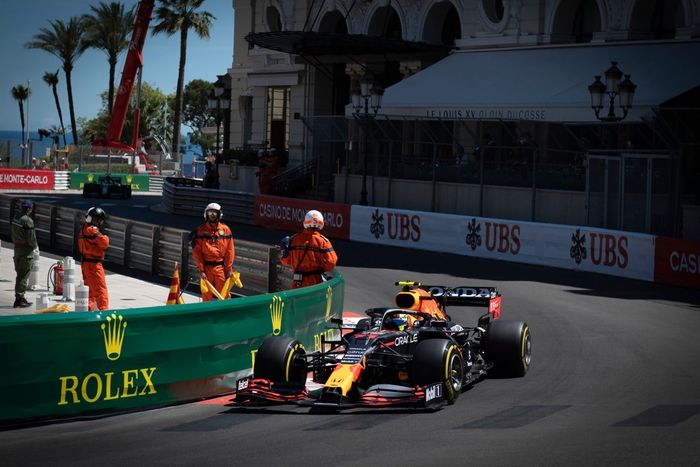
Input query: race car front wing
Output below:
<box><xmin>234</xmin><ymin>377</ymin><xmax>446</xmax><ymax>410</ymax></box>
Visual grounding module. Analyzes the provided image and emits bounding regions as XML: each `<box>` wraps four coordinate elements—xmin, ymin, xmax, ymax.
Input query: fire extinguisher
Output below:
<box><xmin>48</xmin><ymin>260</ymin><xmax>64</xmax><ymax>296</ymax></box>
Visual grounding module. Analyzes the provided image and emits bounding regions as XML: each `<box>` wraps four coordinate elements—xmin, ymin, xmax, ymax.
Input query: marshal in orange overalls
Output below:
<box><xmin>79</xmin><ymin>221</ymin><xmax>110</xmax><ymax>311</ymax></box>
<box><xmin>192</xmin><ymin>219</ymin><xmax>235</xmax><ymax>301</ymax></box>
<box><xmin>280</xmin><ymin>229</ymin><xmax>337</xmax><ymax>289</ymax></box>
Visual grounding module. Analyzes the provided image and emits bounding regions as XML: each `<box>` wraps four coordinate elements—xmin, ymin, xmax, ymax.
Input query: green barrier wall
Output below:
<box><xmin>70</xmin><ymin>172</ymin><xmax>150</xmax><ymax>191</ymax></box>
<box><xmin>0</xmin><ymin>274</ymin><xmax>344</xmax><ymax>423</ymax></box>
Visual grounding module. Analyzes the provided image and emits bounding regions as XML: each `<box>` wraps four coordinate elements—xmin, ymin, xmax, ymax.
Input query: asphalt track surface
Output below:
<box><xmin>2</xmin><ymin>193</ymin><xmax>700</xmax><ymax>466</ymax></box>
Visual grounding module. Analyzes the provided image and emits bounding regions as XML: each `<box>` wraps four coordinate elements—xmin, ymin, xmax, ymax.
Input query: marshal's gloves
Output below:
<box><xmin>280</xmin><ymin>236</ymin><xmax>291</xmax><ymax>258</ymax></box>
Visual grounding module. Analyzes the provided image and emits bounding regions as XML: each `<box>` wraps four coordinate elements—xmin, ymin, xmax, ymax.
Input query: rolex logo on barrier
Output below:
<box><xmin>270</xmin><ymin>296</ymin><xmax>284</xmax><ymax>335</ymax></box>
<box><xmin>57</xmin><ymin>313</ymin><xmax>159</xmax><ymax>406</ymax></box>
<box><xmin>325</xmin><ymin>287</ymin><xmax>333</xmax><ymax>320</ymax></box>
<box><xmin>101</xmin><ymin>313</ymin><xmax>127</xmax><ymax>361</ymax></box>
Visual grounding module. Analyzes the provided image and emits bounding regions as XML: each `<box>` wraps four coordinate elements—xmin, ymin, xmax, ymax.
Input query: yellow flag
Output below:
<box><xmin>201</xmin><ymin>277</ymin><xmax>224</xmax><ymax>300</ymax></box>
<box><xmin>35</xmin><ymin>304</ymin><xmax>71</xmax><ymax>314</ymax></box>
<box><xmin>221</xmin><ymin>276</ymin><xmax>234</xmax><ymax>297</ymax></box>
<box><xmin>233</xmin><ymin>270</ymin><xmax>243</xmax><ymax>288</ymax></box>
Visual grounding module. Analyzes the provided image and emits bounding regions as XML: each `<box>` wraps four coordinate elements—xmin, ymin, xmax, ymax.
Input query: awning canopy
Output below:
<box><xmin>374</xmin><ymin>41</ymin><xmax>700</xmax><ymax>123</ymax></box>
<box><xmin>246</xmin><ymin>31</ymin><xmax>451</xmax><ymax>57</ymax></box>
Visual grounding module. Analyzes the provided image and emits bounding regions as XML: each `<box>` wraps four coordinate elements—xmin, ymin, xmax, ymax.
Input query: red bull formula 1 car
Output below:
<box><xmin>235</xmin><ymin>282</ymin><xmax>531</xmax><ymax>411</ymax></box>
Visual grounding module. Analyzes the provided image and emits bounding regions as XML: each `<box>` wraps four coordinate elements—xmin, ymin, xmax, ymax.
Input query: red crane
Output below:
<box><xmin>92</xmin><ymin>0</ymin><xmax>156</xmax><ymax>171</ymax></box>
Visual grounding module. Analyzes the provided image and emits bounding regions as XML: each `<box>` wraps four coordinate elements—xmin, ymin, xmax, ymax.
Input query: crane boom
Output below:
<box><xmin>93</xmin><ymin>0</ymin><xmax>154</xmax><ymax>151</ymax></box>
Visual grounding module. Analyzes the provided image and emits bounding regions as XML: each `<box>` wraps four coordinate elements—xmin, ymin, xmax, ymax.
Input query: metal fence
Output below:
<box><xmin>0</xmin><ymin>194</ymin><xmax>287</xmax><ymax>295</ymax></box>
<box><xmin>162</xmin><ymin>178</ymin><xmax>256</xmax><ymax>225</ymax></box>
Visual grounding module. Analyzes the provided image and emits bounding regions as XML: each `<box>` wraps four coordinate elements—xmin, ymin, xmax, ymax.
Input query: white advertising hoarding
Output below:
<box><xmin>350</xmin><ymin>206</ymin><xmax>654</xmax><ymax>282</ymax></box>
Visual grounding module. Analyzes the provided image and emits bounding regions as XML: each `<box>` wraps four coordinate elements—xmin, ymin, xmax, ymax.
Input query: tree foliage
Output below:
<box><xmin>25</xmin><ymin>17</ymin><xmax>88</xmax><ymax>145</ymax></box>
<box><xmin>151</xmin><ymin>0</ymin><xmax>215</xmax><ymax>160</ymax></box>
<box><xmin>80</xmin><ymin>82</ymin><xmax>174</xmax><ymax>147</ymax></box>
<box><xmin>81</xmin><ymin>1</ymin><xmax>135</xmax><ymax>116</ymax></box>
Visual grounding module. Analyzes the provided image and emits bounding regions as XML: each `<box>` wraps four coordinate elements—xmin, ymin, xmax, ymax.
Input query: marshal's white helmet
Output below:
<box><xmin>204</xmin><ymin>202</ymin><xmax>222</xmax><ymax>220</ymax></box>
<box><xmin>303</xmin><ymin>210</ymin><xmax>324</xmax><ymax>230</ymax></box>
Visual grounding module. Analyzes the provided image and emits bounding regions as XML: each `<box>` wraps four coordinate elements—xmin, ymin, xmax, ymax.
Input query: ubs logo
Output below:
<box><xmin>570</xmin><ymin>230</ymin><xmax>629</xmax><ymax>269</ymax></box>
<box><xmin>465</xmin><ymin>218</ymin><xmax>482</xmax><ymax>250</ymax></box>
<box><xmin>464</xmin><ymin>219</ymin><xmax>520</xmax><ymax>255</ymax></box>
<box><xmin>570</xmin><ymin>229</ymin><xmax>587</xmax><ymax>264</ymax></box>
<box><xmin>368</xmin><ymin>209</ymin><xmax>421</xmax><ymax>242</ymax></box>
<box><xmin>370</xmin><ymin>209</ymin><xmax>384</xmax><ymax>239</ymax></box>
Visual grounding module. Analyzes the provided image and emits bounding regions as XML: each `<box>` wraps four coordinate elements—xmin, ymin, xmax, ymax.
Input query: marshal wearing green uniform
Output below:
<box><xmin>11</xmin><ymin>200</ymin><xmax>37</xmax><ymax>308</ymax></box>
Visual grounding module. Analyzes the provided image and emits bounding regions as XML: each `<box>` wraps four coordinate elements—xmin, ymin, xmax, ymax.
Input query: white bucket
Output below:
<box><xmin>75</xmin><ymin>282</ymin><xmax>90</xmax><ymax>312</ymax></box>
<box><xmin>36</xmin><ymin>292</ymin><xmax>51</xmax><ymax>311</ymax></box>
<box><xmin>63</xmin><ymin>256</ymin><xmax>76</xmax><ymax>302</ymax></box>
<box><xmin>29</xmin><ymin>250</ymin><xmax>41</xmax><ymax>290</ymax></box>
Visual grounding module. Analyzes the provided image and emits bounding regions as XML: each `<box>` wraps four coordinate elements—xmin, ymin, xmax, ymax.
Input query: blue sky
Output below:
<box><xmin>0</xmin><ymin>0</ymin><xmax>234</xmax><ymax>132</ymax></box>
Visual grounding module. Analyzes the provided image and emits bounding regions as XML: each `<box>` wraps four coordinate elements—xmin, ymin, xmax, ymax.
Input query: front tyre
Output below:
<box><xmin>254</xmin><ymin>336</ymin><xmax>307</xmax><ymax>384</ymax></box>
<box><xmin>412</xmin><ymin>339</ymin><xmax>464</xmax><ymax>404</ymax></box>
<box><xmin>484</xmin><ymin>320</ymin><xmax>531</xmax><ymax>377</ymax></box>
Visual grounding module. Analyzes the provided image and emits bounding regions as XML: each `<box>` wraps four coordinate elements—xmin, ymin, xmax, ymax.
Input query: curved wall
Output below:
<box><xmin>0</xmin><ymin>274</ymin><xmax>344</xmax><ymax>423</ymax></box>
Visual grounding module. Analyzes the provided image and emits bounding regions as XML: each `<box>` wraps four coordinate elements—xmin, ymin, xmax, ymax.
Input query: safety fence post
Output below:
<box><xmin>151</xmin><ymin>225</ymin><xmax>162</xmax><ymax>275</ymax></box>
<box><xmin>180</xmin><ymin>231</ymin><xmax>190</xmax><ymax>287</ymax></box>
<box><xmin>123</xmin><ymin>221</ymin><xmax>133</xmax><ymax>268</ymax></box>
<box><xmin>49</xmin><ymin>206</ymin><xmax>58</xmax><ymax>249</ymax></box>
<box><xmin>268</xmin><ymin>246</ymin><xmax>280</xmax><ymax>292</ymax></box>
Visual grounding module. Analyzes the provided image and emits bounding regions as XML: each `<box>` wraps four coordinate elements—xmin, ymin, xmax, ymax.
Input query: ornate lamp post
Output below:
<box><xmin>351</xmin><ymin>75</ymin><xmax>384</xmax><ymax>206</ymax></box>
<box><xmin>588</xmin><ymin>61</ymin><xmax>637</xmax><ymax>122</ymax></box>
<box><xmin>208</xmin><ymin>83</ymin><xmax>231</xmax><ymax>162</ymax></box>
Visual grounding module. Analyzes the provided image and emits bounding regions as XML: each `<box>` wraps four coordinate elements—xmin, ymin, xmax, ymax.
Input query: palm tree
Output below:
<box><xmin>25</xmin><ymin>17</ymin><xmax>87</xmax><ymax>145</ymax></box>
<box><xmin>82</xmin><ymin>1</ymin><xmax>135</xmax><ymax>116</ymax></box>
<box><xmin>10</xmin><ymin>85</ymin><xmax>30</xmax><ymax>165</ymax></box>
<box><xmin>43</xmin><ymin>70</ymin><xmax>67</xmax><ymax>146</ymax></box>
<box><xmin>152</xmin><ymin>0</ymin><xmax>215</xmax><ymax>164</ymax></box>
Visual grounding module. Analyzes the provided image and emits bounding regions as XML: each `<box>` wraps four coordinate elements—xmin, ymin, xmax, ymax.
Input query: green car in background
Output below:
<box><xmin>82</xmin><ymin>175</ymin><xmax>132</xmax><ymax>199</ymax></box>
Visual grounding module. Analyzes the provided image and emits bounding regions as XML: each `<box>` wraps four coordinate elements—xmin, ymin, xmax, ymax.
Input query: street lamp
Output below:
<box><xmin>208</xmin><ymin>84</ymin><xmax>231</xmax><ymax>162</ymax></box>
<box><xmin>351</xmin><ymin>75</ymin><xmax>384</xmax><ymax>206</ymax></box>
<box><xmin>588</xmin><ymin>61</ymin><xmax>637</xmax><ymax>122</ymax></box>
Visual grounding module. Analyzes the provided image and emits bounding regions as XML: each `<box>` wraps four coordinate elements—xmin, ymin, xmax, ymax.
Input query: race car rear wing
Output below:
<box><xmin>419</xmin><ymin>285</ymin><xmax>501</xmax><ymax>319</ymax></box>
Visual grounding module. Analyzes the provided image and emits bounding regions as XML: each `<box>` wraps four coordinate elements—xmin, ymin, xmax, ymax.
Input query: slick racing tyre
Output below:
<box><xmin>254</xmin><ymin>336</ymin><xmax>307</xmax><ymax>384</ymax></box>
<box><xmin>484</xmin><ymin>320</ymin><xmax>531</xmax><ymax>377</ymax></box>
<box><xmin>412</xmin><ymin>339</ymin><xmax>464</xmax><ymax>404</ymax></box>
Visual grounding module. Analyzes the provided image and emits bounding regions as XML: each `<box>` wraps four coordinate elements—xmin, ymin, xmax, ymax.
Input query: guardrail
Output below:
<box><xmin>162</xmin><ymin>178</ymin><xmax>255</xmax><ymax>225</ymax></box>
<box><xmin>0</xmin><ymin>271</ymin><xmax>344</xmax><ymax>424</ymax></box>
<box><xmin>149</xmin><ymin>175</ymin><xmax>164</xmax><ymax>193</ymax></box>
<box><xmin>55</xmin><ymin>171</ymin><xmax>70</xmax><ymax>190</ymax></box>
<box><xmin>0</xmin><ymin>194</ymin><xmax>289</xmax><ymax>295</ymax></box>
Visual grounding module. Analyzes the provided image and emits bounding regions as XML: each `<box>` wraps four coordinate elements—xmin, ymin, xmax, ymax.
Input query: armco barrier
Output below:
<box><xmin>0</xmin><ymin>274</ymin><xmax>344</xmax><ymax>423</ymax></box>
<box><xmin>0</xmin><ymin>195</ymin><xmax>286</xmax><ymax>295</ymax></box>
<box><xmin>162</xmin><ymin>178</ymin><xmax>254</xmax><ymax>225</ymax></box>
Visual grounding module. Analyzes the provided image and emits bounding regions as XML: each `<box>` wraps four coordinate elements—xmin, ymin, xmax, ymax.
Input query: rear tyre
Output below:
<box><xmin>254</xmin><ymin>336</ymin><xmax>307</xmax><ymax>383</ymax></box>
<box><xmin>412</xmin><ymin>339</ymin><xmax>464</xmax><ymax>404</ymax></box>
<box><xmin>484</xmin><ymin>320</ymin><xmax>531</xmax><ymax>377</ymax></box>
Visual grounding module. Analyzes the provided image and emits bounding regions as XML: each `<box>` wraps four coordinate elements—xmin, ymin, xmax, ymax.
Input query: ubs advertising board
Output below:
<box><xmin>0</xmin><ymin>169</ymin><xmax>54</xmax><ymax>190</ymax></box>
<box><xmin>254</xmin><ymin>195</ymin><xmax>351</xmax><ymax>240</ymax></box>
<box><xmin>349</xmin><ymin>206</ymin><xmax>656</xmax><ymax>282</ymax></box>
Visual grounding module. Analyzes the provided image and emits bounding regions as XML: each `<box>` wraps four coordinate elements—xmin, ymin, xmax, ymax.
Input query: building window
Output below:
<box><xmin>266</xmin><ymin>6</ymin><xmax>282</xmax><ymax>32</ymax></box>
<box><xmin>482</xmin><ymin>0</ymin><xmax>505</xmax><ymax>24</ymax></box>
<box><xmin>266</xmin><ymin>87</ymin><xmax>290</xmax><ymax>152</ymax></box>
